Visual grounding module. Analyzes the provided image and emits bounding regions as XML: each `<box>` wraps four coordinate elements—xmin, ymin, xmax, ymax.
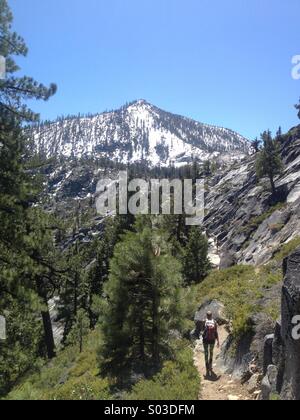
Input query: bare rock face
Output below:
<box><xmin>246</xmin><ymin>373</ymin><xmax>261</xmax><ymax>394</ymax></box>
<box><xmin>272</xmin><ymin>320</ymin><xmax>285</xmax><ymax>392</ymax></box>
<box><xmin>263</xmin><ymin>334</ymin><xmax>274</xmax><ymax>375</ymax></box>
<box><xmin>261</xmin><ymin>365</ymin><xmax>278</xmax><ymax>400</ymax></box>
<box><xmin>203</xmin><ymin>126</ymin><xmax>300</xmax><ymax>267</ymax></box>
<box><xmin>259</xmin><ymin>248</ymin><xmax>300</xmax><ymax>400</ymax></box>
<box><xmin>280</xmin><ymin>248</ymin><xmax>300</xmax><ymax>400</ymax></box>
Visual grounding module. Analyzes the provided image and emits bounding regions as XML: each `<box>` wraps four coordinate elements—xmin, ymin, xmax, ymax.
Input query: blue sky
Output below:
<box><xmin>9</xmin><ymin>0</ymin><xmax>300</xmax><ymax>139</ymax></box>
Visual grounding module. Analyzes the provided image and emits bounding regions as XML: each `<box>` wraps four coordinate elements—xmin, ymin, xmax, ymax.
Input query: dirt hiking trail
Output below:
<box><xmin>194</xmin><ymin>326</ymin><xmax>253</xmax><ymax>401</ymax></box>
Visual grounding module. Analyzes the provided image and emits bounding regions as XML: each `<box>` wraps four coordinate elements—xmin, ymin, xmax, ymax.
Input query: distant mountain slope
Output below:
<box><xmin>29</xmin><ymin>100</ymin><xmax>251</xmax><ymax>167</ymax></box>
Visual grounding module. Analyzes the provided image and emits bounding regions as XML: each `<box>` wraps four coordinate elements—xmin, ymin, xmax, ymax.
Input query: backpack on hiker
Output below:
<box><xmin>203</xmin><ymin>319</ymin><xmax>217</xmax><ymax>343</ymax></box>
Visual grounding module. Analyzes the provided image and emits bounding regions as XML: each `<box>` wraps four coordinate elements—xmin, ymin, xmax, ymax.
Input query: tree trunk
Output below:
<box><xmin>41</xmin><ymin>303</ymin><xmax>56</xmax><ymax>359</ymax></box>
<box><xmin>196</xmin><ymin>252</ymin><xmax>200</xmax><ymax>283</ymax></box>
<box><xmin>74</xmin><ymin>272</ymin><xmax>78</xmax><ymax>318</ymax></box>
<box><xmin>37</xmin><ymin>280</ymin><xmax>56</xmax><ymax>359</ymax></box>
<box><xmin>152</xmin><ymin>291</ymin><xmax>160</xmax><ymax>364</ymax></box>
<box><xmin>269</xmin><ymin>173</ymin><xmax>276</xmax><ymax>196</ymax></box>
<box><xmin>139</xmin><ymin>317</ymin><xmax>145</xmax><ymax>362</ymax></box>
<box><xmin>79</xmin><ymin>321</ymin><xmax>83</xmax><ymax>353</ymax></box>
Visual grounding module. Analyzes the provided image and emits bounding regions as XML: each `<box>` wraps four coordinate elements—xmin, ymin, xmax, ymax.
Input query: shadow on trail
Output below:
<box><xmin>204</xmin><ymin>372</ymin><xmax>222</xmax><ymax>382</ymax></box>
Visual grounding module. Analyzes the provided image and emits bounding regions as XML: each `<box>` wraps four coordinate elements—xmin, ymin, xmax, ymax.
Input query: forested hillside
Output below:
<box><xmin>27</xmin><ymin>100</ymin><xmax>251</xmax><ymax>167</ymax></box>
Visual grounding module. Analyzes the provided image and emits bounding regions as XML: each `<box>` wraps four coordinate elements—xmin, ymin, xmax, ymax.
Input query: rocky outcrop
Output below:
<box><xmin>279</xmin><ymin>247</ymin><xmax>300</xmax><ymax>400</ymax></box>
<box><xmin>217</xmin><ymin>247</ymin><xmax>300</xmax><ymax>400</ymax></box>
<box><xmin>218</xmin><ymin>331</ymin><xmax>255</xmax><ymax>379</ymax></box>
<box><xmin>261</xmin><ymin>365</ymin><xmax>278</xmax><ymax>400</ymax></box>
<box><xmin>204</xmin><ymin>125</ymin><xmax>300</xmax><ymax>266</ymax></box>
<box><xmin>260</xmin><ymin>247</ymin><xmax>300</xmax><ymax>400</ymax></box>
<box><xmin>263</xmin><ymin>334</ymin><xmax>274</xmax><ymax>375</ymax></box>
<box><xmin>217</xmin><ymin>313</ymin><xmax>274</xmax><ymax>380</ymax></box>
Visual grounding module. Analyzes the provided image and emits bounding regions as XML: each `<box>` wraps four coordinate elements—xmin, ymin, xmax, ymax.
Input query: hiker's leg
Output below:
<box><xmin>204</xmin><ymin>344</ymin><xmax>210</xmax><ymax>373</ymax></box>
<box><xmin>209</xmin><ymin>344</ymin><xmax>215</xmax><ymax>370</ymax></box>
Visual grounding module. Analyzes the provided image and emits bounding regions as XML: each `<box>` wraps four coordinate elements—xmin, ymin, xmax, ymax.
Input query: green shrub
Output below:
<box><xmin>270</xmin><ymin>393</ymin><xmax>281</xmax><ymax>401</ymax></box>
<box><xmin>5</xmin><ymin>383</ymin><xmax>43</xmax><ymax>401</ymax></box>
<box><xmin>5</xmin><ymin>329</ymin><xmax>112</xmax><ymax>401</ymax></box>
<box><xmin>264</xmin><ymin>304</ymin><xmax>281</xmax><ymax>322</ymax></box>
<box><xmin>46</xmin><ymin>374</ymin><xmax>111</xmax><ymax>401</ymax></box>
<box><xmin>125</xmin><ymin>342</ymin><xmax>200</xmax><ymax>401</ymax></box>
<box><xmin>273</xmin><ymin>237</ymin><xmax>300</xmax><ymax>262</ymax></box>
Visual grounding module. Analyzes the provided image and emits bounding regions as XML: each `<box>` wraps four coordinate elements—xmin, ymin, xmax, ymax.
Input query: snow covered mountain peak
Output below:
<box><xmin>29</xmin><ymin>100</ymin><xmax>252</xmax><ymax>167</ymax></box>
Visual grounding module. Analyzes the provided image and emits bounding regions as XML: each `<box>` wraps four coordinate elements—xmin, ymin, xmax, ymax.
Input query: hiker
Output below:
<box><xmin>202</xmin><ymin>311</ymin><xmax>220</xmax><ymax>377</ymax></box>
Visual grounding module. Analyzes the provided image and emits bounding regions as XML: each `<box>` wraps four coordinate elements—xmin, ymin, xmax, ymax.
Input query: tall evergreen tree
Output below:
<box><xmin>0</xmin><ymin>0</ymin><xmax>56</xmax><ymax>122</ymax></box>
<box><xmin>99</xmin><ymin>221</ymin><xmax>183</xmax><ymax>381</ymax></box>
<box><xmin>203</xmin><ymin>160</ymin><xmax>211</xmax><ymax>176</ymax></box>
<box><xmin>67</xmin><ymin>309</ymin><xmax>90</xmax><ymax>353</ymax></box>
<box><xmin>58</xmin><ymin>214</ymin><xmax>135</xmax><ymax>339</ymax></box>
<box><xmin>252</xmin><ymin>137</ymin><xmax>261</xmax><ymax>153</ymax></box>
<box><xmin>256</xmin><ymin>130</ymin><xmax>283</xmax><ymax>196</ymax></box>
<box><xmin>295</xmin><ymin>98</ymin><xmax>300</xmax><ymax>120</ymax></box>
<box><xmin>276</xmin><ymin>126</ymin><xmax>283</xmax><ymax>142</ymax></box>
<box><xmin>183</xmin><ymin>227</ymin><xmax>211</xmax><ymax>285</ymax></box>
<box><xmin>0</xmin><ymin>0</ymin><xmax>58</xmax><ymax>393</ymax></box>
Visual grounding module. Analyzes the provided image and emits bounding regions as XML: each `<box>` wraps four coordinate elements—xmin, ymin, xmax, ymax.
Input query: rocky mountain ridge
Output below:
<box><xmin>29</xmin><ymin>100</ymin><xmax>251</xmax><ymax>167</ymax></box>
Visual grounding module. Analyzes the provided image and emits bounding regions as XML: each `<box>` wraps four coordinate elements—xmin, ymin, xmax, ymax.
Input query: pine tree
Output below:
<box><xmin>0</xmin><ymin>0</ymin><xmax>56</xmax><ymax>122</ymax></box>
<box><xmin>192</xmin><ymin>159</ymin><xmax>200</xmax><ymax>181</ymax></box>
<box><xmin>210</xmin><ymin>161</ymin><xmax>218</xmax><ymax>173</ymax></box>
<box><xmin>203</xmin><ymin>160</ymin><xmax>211</xmax><ymax>176</ymax></box>
<box><xmin>67</xmin><ymin>309</ymin><xmax>90</xmax><ymax>353</ymax></box>
<box><xmin>256</xmin><ymin>130</ymin><xmax>283</xmax><ymax>196</ymax></box>
<box><xmin>276</xmin><ymin>126</ymin><xmax>283</xmax><ymax>142</ymax></box>
<box><xmin>252</xmin><ymin>137</ymin><xmax>261</xmax><ymax>153</ymax></box>
<box><xmin>295</xmin><ymin>98</ymin><xmax>300</xmax><ymax>120</ymax></box>
<box><xmin>0</xmin><ymin>293</ymin><xmax>43</xmax><ymax>395</ymax></box>
<box><xmin>27</xmin><ymin>209</ymin><xmax>66</xmax><ymax>359</ymax></box>
<box><xmin>58</xmin><ymin>215</ymin><xmax>134</xmax><ymax>338</ymax></box>
<box><xmin>183</xmin><ymin>227</ymin><xmax>211</xmax><ymax>285</ymax></box>
<box><xmin>99</xmin><ymin>221</ymin><xmax>183</xmax><ymax>381</ymax></box>
<box><xmin>161</xmin><ymin>213</ymin><xmax>188</xmax><ymax>252</ymax></box>
<box><xmin>88</xmin><ymin>220</ymin><xmax>118</xmax><ymax>323</ymax></box>
<box><xmin>58</xmin><ymin>237</ymin><xmax>89</xmax><ymax>342</ymax></box>
<box><xmin>0</xmin><ymin>0</ymin><xmax>59</xmax><ymax>392</ymax></box>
